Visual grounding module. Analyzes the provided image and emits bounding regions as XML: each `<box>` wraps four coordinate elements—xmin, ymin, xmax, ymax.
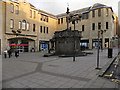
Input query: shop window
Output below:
<box><xmin>16</xmin><ymin>5</ymin><xmax>19</xmax><ymax>14</ymax></box>
<box><xmin>10</xmin><ymin>19</ymin><xmax>14</xmax><ymax>29</ymax></box>
<box><xmin>22</xmin><ymin>20</ymin><xmax>26</xmax><ymax>30</ymax></box>
<box><xmin>11</xmin><ymin>3</ymin><xmax>14</xmax><ymax>13</ymax></box>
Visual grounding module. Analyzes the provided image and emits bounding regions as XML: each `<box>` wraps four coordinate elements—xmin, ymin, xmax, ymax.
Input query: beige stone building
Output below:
<box><xmin>0</xmin><ymin>0</ymin><xmax>119</xmax><ymax>54</ymax></box>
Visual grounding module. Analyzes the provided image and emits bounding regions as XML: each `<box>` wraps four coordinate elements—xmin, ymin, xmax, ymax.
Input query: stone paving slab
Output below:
<box><xmin>2</xmin><ymin>48</ymin><xmax>119</xmax><ymax>88</ymax></box>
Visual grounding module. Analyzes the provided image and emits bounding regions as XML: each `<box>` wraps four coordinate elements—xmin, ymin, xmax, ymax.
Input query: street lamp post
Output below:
<box><xmin>96</xmin><ymin>29</ymin><xmax>106</xmax><ymax>69</ymax></box>
<box><xmin>96</xmin><ymin>30</ymin><xmax>101</xmax><ymax>69</ymax></box>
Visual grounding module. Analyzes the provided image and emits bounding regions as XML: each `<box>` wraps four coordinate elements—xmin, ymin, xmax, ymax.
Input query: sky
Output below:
<box><xmin>27</xmin><ymin>0</ymin><xmax>119</xmax><ymax>16</ymax></box>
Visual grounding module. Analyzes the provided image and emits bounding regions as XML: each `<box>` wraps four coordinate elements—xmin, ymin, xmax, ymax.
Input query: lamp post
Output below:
<box><xmin>96</xmin><ymin>29</ymin><xmax>106</xmax><ymax>69</ymax></box>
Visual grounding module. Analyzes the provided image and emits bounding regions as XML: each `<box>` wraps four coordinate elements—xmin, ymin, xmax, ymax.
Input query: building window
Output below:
<box><xmin>106</xmin><ymin>22</ymin><xmax>108</xmax><ymax>29</ymax></box>
<box><xmin>92</xmin><ymin>10</ymin><xmax>95</xmax><ymax>17</ymax></box>
<box><xmin>16</xmin><ymin>5</ymin><xmax>19</xmax><ymax>14</ymax></box>
<box><xmin>86</xmin><ymin>13</ymin><xmax>89</xmax><ymax>19</ymax></box>
<box><xmin>44</xmin><ymin>26</ymin><xmax>45</xmax><ymax>33</ymax></box>
<box><xmin>58</xmin><ymin>19</ymin><xmax>60</xmax><ymax>24</ymax></box>
<box><xmin>11</xmin><ymin>3</ymin><xmax>14</xmax><ymax>13</ymax></box>
<box><xmin>92</xmin><ymin>23</ymin><xmax>95</xmax><ymax>30</ymax></box>
<box><xmin>40</xmin><ymin>26</ymin><xmax>42</xmax><ymax>33</ymax></box>
<box><xmin>98</xmin><ymin>9</ymin><xmax>101</xmax><ymax>17</ymax></box>
<box><xmin>41</xmin><ymin>14</ymin><xmax>43</xmax><ymax>21</ymax></box>
<box><xmin>18</xmin><ymin>21</ymin><xmax>21</xmax><ymax>29</ymax></box>
<box><xmin>34</xmin><ymin>11</ymin><xmax>36</xmax><ymax>19</ymax></box>
<box><xmin>82</xmin><ymin>25</ymin><xmax>84</xmax><ymax>31</ymax></box>
<box><xmin>61</xmin><ymin>18</ymin><xmax>63</xmax><ymax>24</ymax></box>
<box><xmin>98</xmin><ymin>22</ymin><xmax>101</xmax><ymax>29</ymax></box>
<box><xmin>26</xmin><ymin>22</ymin><xmax>30</xmax><ymax>31</ymax></box>
<box><xmin>46</xmin><ymin>17</ymin><xmax>48</xmax><ymax>22</ymax></box>
<box><xmin>22</xmin><ymin>20</ymin><xmax>26</xmax><ymax>30</ymax></box>
<box><xmin>30</xmin><ymin>10</ymin><xmax>32</xmax><ymax>18</ymax></box>
<box><xmin>33</xmin><ymin>24</ymin><xmax>35</xmax><ymax>32</ymax></box>
<box><xmin>82</xmin><ymin>14</ymin><xmax>85</xmax><ymax>20</ymax></box>
<box><xmin>106</xmin><ymin>8</ymin><xmax>109</xmax><ymax>16</ymax></box>
<box><xmin>10</xmin><ymin>19</ymin><xmax>14</xmax><ymax>29</ymax></box>
<box><xmin>46</xmin><ymin>27</ymin><xmax>48</xmax><ymax>34</ymax></box>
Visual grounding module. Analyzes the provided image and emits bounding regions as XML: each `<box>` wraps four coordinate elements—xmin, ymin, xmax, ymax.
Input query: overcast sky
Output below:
<box><xmin>27</xmin><ymin>0</ymin><xmax>119</xmax><ymax>16</ymax></box>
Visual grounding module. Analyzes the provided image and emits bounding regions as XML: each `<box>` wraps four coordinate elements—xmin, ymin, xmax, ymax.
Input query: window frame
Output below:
<box><xmin>92</xmin><ymin>23</ymin><xmax>95</xmax><ymax>30</ymax></box>
<box><xmin>106</xmin><ymin>22</ymin><xmax>108</xmax><ymax>29</ymax></box>
<box><xmin>16</xmin><ymin>5</ymin><xmax>19</xmax><ymax>14</ymax></box>
<box><xmin>98</xmin><ymin>22</ymin><xmax>101</xmax><ymax>30</ymax></box>
<box><xmin>46</xmin><ymin>27</ymin><xmax>48</xmax><ymax>34</ymax></box>
<box><xmin>44</xmin><ymin>26</ymin><xmax>45</xmax><ymax>33</ymax></box>
<box><xmin>30</xmin><ymin>10</ymin><xmax>32</xmax><ymax>18</ymax></box>
<box><xmin>10</xmin><ymin>19</ymin><xmax>14</xmax><ymax>29</ymax></box>
<box><xmin>92</xmin><ymin>10</ymin><xmax>95</xmax><ymax>17</ymax></box>
<box><xmin>82</xmin><ymin>25</ymin><xmax>84</xmax><ymax>31</ymax></box>
<box><xmin>22</xmin><ymin>20</ymin><xmax>26</xmax><ymax>30</ymax></box>
<box><xmin>98</xmin><ymin>9</ymin><xmax>101</xmax><ymax>17</ymax></box>
<box><xmin>18</xmin><ymin>21</ymin><xmax>21</xmax><ymax>29</ymax></box>
<box><xmin>33</xmin><ymin>24</ymin><xmax>35</xmax><ymax>32</ymax></box>
<box><xmin>11</xmin><ymin>3</ymin><xmax>14</xmax><ymax>13</ymax></box>
<box><xmin>40</xmin><ymin>26</ymin><xmax>42</xmax><ymax>33</ymax></box>
<box><xmin>26</xmin><ymin>22</ymin><xmax>30</xmax><ymax>31</ymax></box>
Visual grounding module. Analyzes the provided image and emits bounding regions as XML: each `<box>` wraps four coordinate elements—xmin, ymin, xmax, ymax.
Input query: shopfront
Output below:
<box><xmin>92</xmin><ymin>39</ymin><xmax>102</xmax><ymax>49</ymax></box>
<box><xmin>80</xmin><ymin>40</ymin><xmax>89</xmax><ymax>50</ymax></box>
<box><xmin>39</xmin><ymin>40</ymin><xmax>49</xmax><ymax>51</ymax></box>
<box><xmin>8</xmin><ymin>38</ymin><xmax>35</xmax><ymax>53</ymax></box>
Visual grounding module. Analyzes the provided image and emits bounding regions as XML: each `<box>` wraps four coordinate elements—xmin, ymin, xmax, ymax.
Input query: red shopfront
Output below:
<box><xmin>9</xmin><ymin>44</ymin><xmax>29</xmax><ymax>53</ymax></box>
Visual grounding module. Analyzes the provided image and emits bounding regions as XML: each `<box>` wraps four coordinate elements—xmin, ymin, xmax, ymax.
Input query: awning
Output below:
<box><xmin>9</xmin><ymin>44</ymin><xmax>29</xmax><ymax>46</ymax></box>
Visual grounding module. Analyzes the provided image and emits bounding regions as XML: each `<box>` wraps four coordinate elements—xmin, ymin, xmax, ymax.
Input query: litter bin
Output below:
<box><xmin>108</xmin><ymin>48</ymin><xmax>112</xmax><ymax>58</ymax></box>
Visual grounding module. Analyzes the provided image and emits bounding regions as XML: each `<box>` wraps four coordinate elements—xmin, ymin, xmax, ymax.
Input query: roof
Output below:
<box><xmin>56</xmin><ymin>3</ymin><xmax>112</xmax><ymax>18</ymax></box>
<box><xmin>56</xmin><ymin>7</ymin><xmax>90</xmax><ymax>17</ymax></box>
<box><xmin>92</xmin><ymin>3</ymin><xmax>106</xmax><ymax>8</ymax></box>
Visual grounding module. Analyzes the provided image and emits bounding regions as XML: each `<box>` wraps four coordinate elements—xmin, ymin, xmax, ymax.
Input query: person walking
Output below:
<box><xmin>8</xmin><ymin>49</ymin><xmax>12</xmax><ymax>58</ymax></box>
<box><xmin>4</xmin><ymin>49</ymin><xmax>7</xmax><ymax>58</ymax></box>
<box><xmin>15</xmin><ymin>49</ymin><xmax>19</xmax><ymax>58</ymax></box>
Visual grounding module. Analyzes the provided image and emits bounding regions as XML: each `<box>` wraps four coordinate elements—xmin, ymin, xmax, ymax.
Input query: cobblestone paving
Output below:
<box><xmin>2</xmin><ymin>48</ymin><xmax>119</xmax><ymax>88</ymax></box>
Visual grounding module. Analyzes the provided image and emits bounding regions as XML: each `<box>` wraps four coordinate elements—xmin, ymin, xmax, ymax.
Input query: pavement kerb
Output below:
<box><xmin>98</xmin><ymin>55</ymin><xmax>118</xmax><ymax>77</ymax></box>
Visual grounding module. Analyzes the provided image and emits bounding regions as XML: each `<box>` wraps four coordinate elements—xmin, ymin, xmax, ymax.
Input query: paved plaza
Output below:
<box><xmin>2</xmin><ymin>48</ymin><xmax>119</xmax><ymax>88</ymax></box>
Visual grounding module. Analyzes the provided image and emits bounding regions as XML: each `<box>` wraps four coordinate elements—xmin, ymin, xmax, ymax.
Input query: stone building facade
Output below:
<box><xmin>0</xmin><ymin>0</ymin><xmax>119</xmax><ymax>54</ymax></box>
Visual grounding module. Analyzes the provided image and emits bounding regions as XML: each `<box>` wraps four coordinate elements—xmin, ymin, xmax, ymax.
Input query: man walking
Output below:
<box><xmin>8</xmin><ymin>49</ymin><xmax>12</xmax><ymax>58</ymax></box>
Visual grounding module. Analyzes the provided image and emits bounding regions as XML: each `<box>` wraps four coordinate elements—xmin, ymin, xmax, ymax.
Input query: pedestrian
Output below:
<box><xmin>4</xmin><ymin>49</ymin><xmax>7</xmax><ymax>58</ymax></box>
<box><xmin>15</xmin><ymin>49</ymin><xmax>19</xmax><ymax>58</ymax></box>
<box><xmin>8</xmin><ymin>49</ymin><xmax>12</xmax><ymax>58</ymax></box>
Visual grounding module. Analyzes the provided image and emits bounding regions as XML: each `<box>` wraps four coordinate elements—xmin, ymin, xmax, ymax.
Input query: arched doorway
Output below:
<box><xmin>8</xmin><ymin>37</ymin><xmax>35</xmax><ymax>53</ymax></box>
